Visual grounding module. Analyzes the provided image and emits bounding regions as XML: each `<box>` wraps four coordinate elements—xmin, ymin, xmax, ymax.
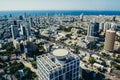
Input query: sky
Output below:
<box><xmin>0</xmin><ymin>0</ymin><xmax>120</xmax><ymax>11</ymax></box>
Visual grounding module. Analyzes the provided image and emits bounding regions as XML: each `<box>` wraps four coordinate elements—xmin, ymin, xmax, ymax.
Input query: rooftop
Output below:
<box><xmin>37</xmin><ymin>48</ymin><xmax>79</xmax><ymax>71</ymax></box>
<box><xmin>107</xmin><ymin>29</ymin><xmax>116</xmax><ymax>33</ymax></box>
<box><xmin>52</xmin><ymin>49</ymin><xmax>68</xmax><ymax>58</ymax></box>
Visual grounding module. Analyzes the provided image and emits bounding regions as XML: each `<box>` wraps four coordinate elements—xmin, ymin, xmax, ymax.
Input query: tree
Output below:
<box><xmin>96</xmin><ymin>72</ymin><xmax>105</xmax><ymax>80</ymax></box>
<box><xmin>87</xmin><ymin>42</ymin><xmax>98</xmax><ymax>50</ymax></box>
<box><xmin>1</xmin><ymin>42</ymin><xmax>19</xmax><ymax>56</ymax></box>
<box><xmin>89</xmin><ymin>57</ymin><xmax>96</xmax><ymax>64</ymax></box>
<box><xmin>73</xmin><ymin>44</ymin><xmax>79</xmax><ymax>54</ymax></box>
<box><xmin>14</xmin><ymin>71</ymin><xmax>20</xmax><ymax>78</ymax></box>
<box><xmin>31</xmin><ymin>61</ymin><xmax>37</xmax><ymax>68</ymax></box>
<box><xmin>58</xmin><ymin>25</ymin><xmax>72</xmax><ymax>32</ymax></box>
<box><xmin>113</xmin><ymin>63</ymin><xmax>120</xmax><ymax>69</ymax></box>
<box><xmin>113</xmin><ymin>58</ymin><xmax>120</xmax><ymax>63</ymax></box>
<box><xmin>101</xmin><ymin>60</ymin><xmax>107</xmax><ymax>66</ymax></box>
<box><xmin>98</xmin><ymin>44</ymin><xmax>104</xmax><ymax>51</ymax></box>
<box><xmin>0</xmin><ymin>64</ymin><xmax>2</xmax><ymax>68</ymax></box>
<box><xmin>116</xmin><ymin>35</ymin><xmax>120</xmax><ymax>42</ymax></box>
<box><xmin>0</xmin><ymin>57</ymin><xmax>2</xmax><ymax>62</ymax></box>
<box><xmin>23</xmin><ymin>67</ymin><xmax>37</xmax><ymax>79</ymax></box>
<box><xmin>101</xmin><ymin>52</ymin><xmax>110</xmax><ymax>59</ymax></box>
<box><xmin>97</xmin><ymin>67</ymin><xmax>102</xmax><ymax>72</ymax></box>
<box><xmin>66</xmin><ymin>34</ymin><xmax>72</xmax><ymax>38</ymax></box>
<box><xmin>12</xmin><ymin>49</ymin><xmax>19</xmax><ymax>54</ymax></box>
<box><xmin>9</xmin><ymin>61</ymin><xmax>24</xmax><ymax>75</ymax></box>
<box><xmin>104</xmin><ymin>78</ymin><xmax>111</xmax><ymax>80</ymax></box>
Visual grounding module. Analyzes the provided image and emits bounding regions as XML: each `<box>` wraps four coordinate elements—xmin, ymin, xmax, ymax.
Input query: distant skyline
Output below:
<box><xmin>0</xmin><ymin>0</ymin><xmax>120</xmax><ymax>11</ymax></box>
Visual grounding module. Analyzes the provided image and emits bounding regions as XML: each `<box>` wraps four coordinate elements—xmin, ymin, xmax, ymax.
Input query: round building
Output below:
<box><xmin>104</xmin><ymin>30</ymin><xmax>116</xmax><ymax>51</ymax></box>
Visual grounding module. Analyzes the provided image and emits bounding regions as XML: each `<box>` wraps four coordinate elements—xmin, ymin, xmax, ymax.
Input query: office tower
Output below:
<box><xmin>25</xmin><ymin>18</ymin><xmax>32</xmax><ymax>38</ymax></box>
<box><xmin>24</xmin><ymin>21</ymin><xmax>31</xmax><ymax>39</ymax></box>
<box><xmin>20</xmin><ymin>24</ymin><xmax>27</xmax><ymax>37</ymax></box>
<box><xmin>9</xmin><ymin>14</ymin><xmax>12</xmax><ymax>18</ymax></box>
<box><xmin>46</xmin><ymin>13</ymin><xmax>49</xmax><ymax>18</ymax></box>
<box><xmin>21</xmin><ymin>21</ymin><xmax>32</xmax><ymax>39</ymax></box>
<box><xmin>26</xmin><ymin>24</ymin><xmax>31</xmax><ymax>37</ymax></box>
<box><xmin>111</xmin><ymin>22</ymin><xmax>117</xmax><ymax>31</ymax></box>
<box><xmin>103</xmin><ymin>22</ymin><xmax>111</xmax><ymax>32</ymax></box>
<box><xmin>29</xmin><ymin>17</ymin><xmax>33</xmax><ymax>28</ymax></box>
<box><xmin>99</xmin><ymin>22</ymin><xmax>105</xmax><ymax>31</ymax></box>
<box><xmin>80</xmin><ymin>13</ymin><xmax>84</xmax><ymax>21</ymax></box>
<box><xmin>37</xmin><ymin>49</ymin><xmax>80</xmax><ymax>80</ymax></box>
<box><xmin>20</xmin><ymin>24</ymin><xmax>27</xmax><ymax>39</ymax></box>
<box><xmin>11</xmin><ymin>25</ymin><xmax>19</xmax><ymax>39</ymax></box>
<box><xmin>87</xmin><ymin>22</ymin><xmax>99</xmax><ymax>37</ymax></box>
<box><xmin>112</xmin><ymin>16</ymin><xmax>116</xmax><ymax>22</ymax></box>
<box><xmin>104</xmin><ymin>30</ymin><xmax>116</xmax><ymax>52</ymax></box>
<box><xmin>24</xmin><ymin>12</ymin><xmax>27</xmax><ymax>18</ymax></box>
<box><xmin>19</xmin><ymin>16</ymin><xmax>23</xmax><ymax>20</ymax></box>
<box><xmin>13</xmin><ymin>20</ymin><xmax>17</xmax><ymax>25</ymax></box>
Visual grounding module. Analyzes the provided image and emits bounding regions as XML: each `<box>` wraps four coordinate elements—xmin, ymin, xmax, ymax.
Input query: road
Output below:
<box><xmin>20</xmin><ymin>60</ymin><xmax>38</xmax><ymax>75</ymax></box>
<box><xmin>41</xmin><ymin>35</ymin><xmax>120</xmax><ymax>65</ymax></box>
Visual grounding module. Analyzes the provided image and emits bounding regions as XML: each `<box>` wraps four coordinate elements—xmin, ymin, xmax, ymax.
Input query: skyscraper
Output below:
<box><xmin>104</xmin><ymin>30</ymin><xmax>116</xmax><ymax>52</ymax></box>
<box><xmin>111</xmin><ymin>22</ymin><xmax>117</xmax><ymax>31</ymax></box>
<box><xmin>37</xmin><ymin>49</ymin><xmax>80</xmax><ymax>80</ymax></box>
<box><xmin>11</xmin><ymin>25</ymin><xmax>19</xmax><ymax>39</ymax></box>
<box><xmin>20</xmin><ymin>24</ymin><xmax>27</xmax><ymax>37</ymax></box>
<box><xmin>99</xmin><ymin>22</ymin><xmax>105</xmax><ymax>31</ymax></box>
<box><xmin>87</xmin><ymin>22</ymin><xmax>99</xmax><ymax>37</ymax></box>
<box><xmin>25</xmin><ymin>21</ymin><xmax>31</xmax><ymax>39</ymax></box>
<box><xmin>103</xmin><ymin>22</ymin><xmax>111</xmax><ymax>32</ymax></box>
<box><xmin>26</xmin><ymin>18</ymin><xmax>32</xmax><ymax>37</ymax></box>
<box><xmin>29</xmin><ymin>17</ymin><xmax>33</xmax><ymax>28</ymax></box>
<box><xmin>13</xmin><ymin>20</ymin><xmax>17</xmax><ymax>25</ymax></box>
<box><xmin>80</xmin><ymin>13</ymin><xmax>84</xmax><ymax>21</ymax></box>
<box><xmin>19</xmin><ymin>15</ymin><xmax>23</xmax><ymax>20</ymax></box>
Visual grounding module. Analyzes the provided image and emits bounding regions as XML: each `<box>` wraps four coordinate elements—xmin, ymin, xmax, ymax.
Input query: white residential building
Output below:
<box><xmin>37</xmin><ymin>49</ymin><xmax>80</xmax><ymax>80</ymax></box>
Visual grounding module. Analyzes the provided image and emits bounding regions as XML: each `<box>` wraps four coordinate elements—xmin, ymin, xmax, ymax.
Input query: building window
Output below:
<box><xmin>74</xmin><ymin>64</ymin><xmax>76</xmax><ymax>68</ymax></box>
<box><xmin>67</xmin><ymin>67</ymin><xmax>69</xmax><ymax>71</ymax></box>
<box><xmin>63</xmin><ymin>68</ymin><xmax>66</xmax><ymax>73</ymax></box>
<box><xmin>74</xmin><ymin>69</ymin><xmax>76</xmax><ymax>73</ymax></box>
<box><xmin>55</xmin><ymin>71</ymin><xmax>58</xmax><ymax>77</ymax></box>
<box><xmin>77</xmin><ymin>68</ymin><xmax>79</xmax><ymax>71</ymax></box>
<box><xmin>59</xmin><ymin>70</ymin><xmax>62</xmax><ymax>74</ymax></box>
<box><xmin>59</xmin><ymin>75</ymin><xmax>63</xmax><ymax>80</ymax></box>
<box><xmin>50</xmin><ymin>73</ymin><xmax>53</xmax><ymax>79</ymax></box>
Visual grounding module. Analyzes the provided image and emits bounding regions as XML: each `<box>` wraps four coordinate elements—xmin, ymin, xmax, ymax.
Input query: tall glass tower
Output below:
<box><xmin>87</xmin><ymin>22</ymin><xmax>99</xmax><ymax>37</ymax></box>
<box><xmin>11</xmin><ymin>25</ymin><xmax>19</xmax><ymax>39</ymax></box>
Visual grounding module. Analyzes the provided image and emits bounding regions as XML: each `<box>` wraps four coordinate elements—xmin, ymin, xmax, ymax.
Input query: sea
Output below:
<box><xmin>0</xmin><ymin>10</ymin><xmax>120</xmax><ymax>17</ymax></box>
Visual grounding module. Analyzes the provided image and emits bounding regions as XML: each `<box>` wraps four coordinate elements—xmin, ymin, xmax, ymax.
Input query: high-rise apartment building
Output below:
<box><xmin>11</xmin><ymin>25</ymin><xmax>19</xmax><ymax>39</ymax></box>
<box><xmin>29</xmin><ymin>17</ymin><xmax>33</xmax><ymax>28</ymax></box>
<box><xmin>103</xmin><ymin>22</ymin><xmax>111</xmax><ymax>32</ymax></box>
<box><xmin>80</xmin><ymin>13</ymin><xmax>84</xmax><ymax>21</ymax></box>
<box><xmin>37</xmin><ymin>49</ymin><xmax>80</xmax><ymax>80</ymax></box>
<box><xmin>26</xmin><ymin>19</ymin><xmax>32</xmax><ymax>37</ymax></box>
<box><xmin>20</xmin><ymin>24</ymin><xmax>27</xmax><ymax>38</ymax></box>
<box><xmin>111</xmin><ymin>22</ymin><xmax>117</xmax><ymax>31</ymax></box>
<box><xmin>104</xmin><ymin>30</ymin><xmax>116</xmax><ymax>51</ymax></box>
<box><xmin>87</xmin><ymin>22</ymin><xmax>99</xmax><ymax>37</ymax></box>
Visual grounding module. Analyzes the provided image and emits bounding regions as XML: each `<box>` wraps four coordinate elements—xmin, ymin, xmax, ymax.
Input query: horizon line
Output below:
<box><xmin>0</xmin><ymin>9</ymin><xmax>120</xmax><ymax>11</ymax></box>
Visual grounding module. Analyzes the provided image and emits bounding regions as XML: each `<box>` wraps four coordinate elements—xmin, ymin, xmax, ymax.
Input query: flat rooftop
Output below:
<box><xmin>53</xmin><ymin>49</ymin><xmax>68</xmax><ymax>57</ymax></box>
<box><xmin>37</xmin><ymin>48</ymin><xmax>79</xmax><ymax>71</ymax></box>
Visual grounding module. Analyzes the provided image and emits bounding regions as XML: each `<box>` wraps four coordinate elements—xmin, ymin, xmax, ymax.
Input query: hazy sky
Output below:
<box><xmin>0</xmin><ymin>0</ymin><xmax>120</xmax><ymax>11</ymax></box>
